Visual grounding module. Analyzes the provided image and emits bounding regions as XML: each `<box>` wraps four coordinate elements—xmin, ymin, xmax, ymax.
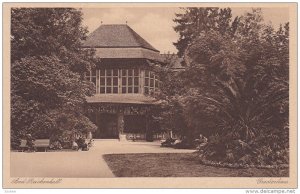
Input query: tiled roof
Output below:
<box><xmin>82</xmin><ymin>24</ymin><xmax>159</xmax><ymax>52</ymax></box>
<box><xmin>86</xmin><ymin>94</ymin><xmax>160</xmax><ymax>105</ymax></box>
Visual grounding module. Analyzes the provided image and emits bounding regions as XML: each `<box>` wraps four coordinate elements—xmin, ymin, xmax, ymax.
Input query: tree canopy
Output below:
<box><xmin>160</xmin><ymin>8</ymin><xmax>289</xmax><ymax>165</ymax></box>
<box><xmin>11</xmin><ymin>8</ymin><xmax>97</xmax><ymax>148</ymax></box>
<box><xmin>174</xmin><ymin>7</ymin><xmax>239</xmax><ymax>57</ymax></box>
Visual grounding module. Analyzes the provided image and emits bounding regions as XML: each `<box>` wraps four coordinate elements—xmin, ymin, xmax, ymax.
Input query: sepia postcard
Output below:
<box><xmin>2</xmin><ymin>2</ymin><xmax>297</xmax><ymax>189</ymax></box>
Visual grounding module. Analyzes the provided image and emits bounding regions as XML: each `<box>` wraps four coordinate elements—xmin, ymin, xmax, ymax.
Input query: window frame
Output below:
<box><xmin>85</xmin><ymin>68</ymin><xmax>158</xmax><ymax>95</ymax></box>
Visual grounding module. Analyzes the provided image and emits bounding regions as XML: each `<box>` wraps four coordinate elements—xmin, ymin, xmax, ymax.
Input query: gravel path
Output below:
<box><xmin>10</xmin><ymin>140</ymin><xmax>195</xmax><ymax>178</ymax></box>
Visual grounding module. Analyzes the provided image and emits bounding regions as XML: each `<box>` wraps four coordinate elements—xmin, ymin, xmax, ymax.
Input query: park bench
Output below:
<box><xmin>19</xmin><ymin>139</ymin><xmax>50</xmax><ymax>152</ymax></box>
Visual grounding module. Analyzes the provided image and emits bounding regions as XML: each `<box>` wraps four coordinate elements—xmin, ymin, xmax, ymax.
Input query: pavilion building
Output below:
<box><xmin>82</xmin><ymin>24</ymin><xmax>162</xmax><ymax>141</ymax></box>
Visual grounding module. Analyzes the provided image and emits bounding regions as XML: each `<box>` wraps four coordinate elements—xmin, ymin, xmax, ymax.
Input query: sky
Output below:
<box><xmin>81</xmin><ymin>7</ymin><xmax>289</xmax><ymax>54</ymax></box>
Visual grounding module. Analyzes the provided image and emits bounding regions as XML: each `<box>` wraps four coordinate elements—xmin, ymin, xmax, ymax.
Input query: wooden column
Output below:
<box><xmin>117</xmin><ymin>111</ymin><xmax>126</xmax><ymax>141</ymax></box>
<box><xmin>140</xmin><ymin>69</ymin><xmax>145</xmax><ymax>94</ymax></box>
<box><xmin>95</xmin><ymin>108</ymin><xmax>99</xmax><ymax>139</ymax></box>
<box><xmin>145</xmin><ymin>114</ymin><xmax>150</xmax><ymax>141</ymax></box>
<box><xmin>145</xmin><ymin>114</ymin><xmax>149</xmax><ymax>134</ymax></box>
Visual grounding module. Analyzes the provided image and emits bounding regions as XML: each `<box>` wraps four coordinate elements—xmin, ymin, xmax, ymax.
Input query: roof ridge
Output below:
<box><xmin>82</xmin><ymin>24</ymin><xmax>159</xmax><ymax>52</ymax></box>
<box><xmin>123</xmin><ymin>25</ymin><xmax>141</xmax><ymax>47</ymax></box>
<box><xmin>124</xmin><ymin>25</ymin><xmax>159</xmax><ymax>52</ymax></box>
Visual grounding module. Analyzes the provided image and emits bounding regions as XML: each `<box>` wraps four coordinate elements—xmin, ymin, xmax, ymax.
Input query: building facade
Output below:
<box><xmin>83</xmin><ymin>24</ymin><xmax>162</xmax><ymax>141</ymax></box>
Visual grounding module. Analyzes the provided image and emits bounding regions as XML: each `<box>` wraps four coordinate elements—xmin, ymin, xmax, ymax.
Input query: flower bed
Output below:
<box><xmin>198</xmin><ymin>158</ymin><xmax>289</xmax><ymax>169</ymax></box>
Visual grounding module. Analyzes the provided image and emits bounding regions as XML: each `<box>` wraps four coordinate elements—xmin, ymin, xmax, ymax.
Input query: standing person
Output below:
<box><xmin>25</xmin><ymin>134</ymin><xmax>35</xmax><ymax>152</ymax></box>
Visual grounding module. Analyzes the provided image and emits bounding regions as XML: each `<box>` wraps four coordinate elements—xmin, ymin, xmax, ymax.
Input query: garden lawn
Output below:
<box><xmin>103</xmin><ymin>153</ymin><xmax>288</xmax><ymax>177</ymax></box>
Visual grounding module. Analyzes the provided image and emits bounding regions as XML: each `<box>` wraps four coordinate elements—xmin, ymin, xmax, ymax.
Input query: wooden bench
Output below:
<box><xmin>19</xmin><ymin>139</ymin><xmax>50</xmax><ymax>152</ymax></box>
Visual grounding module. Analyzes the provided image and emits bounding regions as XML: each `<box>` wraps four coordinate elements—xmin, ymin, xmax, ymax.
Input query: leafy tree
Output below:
<box><xmin>11</xmin><ymin>8</ymin><xmax>97</xmax><ymax>149</ymax></box>
<box><xmin>174</xmin><ymin>7</ymin><xmax>239</xmax><ymax>57</ymax></box>
<box><xmin>173</xmin><ymin>8</ymin><xmax>289</xmax><ymax>165</ymax></box>
<box><xmin>154</xmin><ymin>68</ymin><xmax>187</xmax><ymax>136</ymax></box>
<box><xmin>11</xmin><ymin>8</ymin><xmax>96</xmax><ymax>74</ymax></box>
<box><xmin>139</xmin><ymin>54</ymin><xmax>189</xmax><ymax>139</ymax></box>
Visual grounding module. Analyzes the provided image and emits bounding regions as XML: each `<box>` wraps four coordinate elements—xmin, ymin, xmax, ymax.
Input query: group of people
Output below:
<box><xmin>71</xmin><ymin>133</ymin><xmax>90</xmax><ymax>151</ymax></box>
<box><xmin>24</xmin><ymin>133</ymin><xmax>91</xmax><ymax>152</ymax></box>
<box><xmin>161</xmin><ymin>133</ymin><xmax>208</xmax><ymax>149</ymax></box>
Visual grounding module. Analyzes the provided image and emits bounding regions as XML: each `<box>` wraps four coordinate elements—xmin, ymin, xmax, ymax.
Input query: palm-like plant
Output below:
<box><xmin>180</xmin><ymin>12</ymin><xmax>289</xmax><ymax>164</ymax></box>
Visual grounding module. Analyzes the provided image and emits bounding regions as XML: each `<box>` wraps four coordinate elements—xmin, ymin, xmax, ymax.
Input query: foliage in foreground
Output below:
<box><xmin>158</xmin><ymin>8</ymin><xmax>289</xmax><ymax>166</ymax></box>
<box><xmin>11</xmin><ymin>8</ymin><xmax>97</xmax><ymax>149</ymax></box>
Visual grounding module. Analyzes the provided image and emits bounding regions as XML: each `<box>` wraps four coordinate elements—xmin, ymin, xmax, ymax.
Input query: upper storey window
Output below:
<box><xmin>100</xmin><ymin>69</ymin><xmax>119</xmax><ymax>94</ymax></box>
<box><xmin>85</xmin><ymin>69</ymin><xmax>158</xmax><ymax>94</ymax></box>
<box><xmin>144</xmin><ymin>70</ymin><xmax>159</xmax><ymax>95</ymax></box>
<box><xmin>121</xmin><ymin>69</ymin><xmax>139</xmax><ymax>94</ymax></box>
<box><xmin>85</xmin><ymin>70</ymin><xmax>97</xmax><ymax>91</ymax></box>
